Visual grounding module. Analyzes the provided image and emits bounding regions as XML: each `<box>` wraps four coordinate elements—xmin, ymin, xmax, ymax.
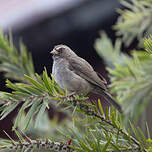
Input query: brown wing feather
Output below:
<box><xmin>69</xmin><ymin>56</ymin><xmax>107</xmax><ymax>91</ymax></box>
<box><xmin>96</xmin><ymin>72</ymin><xmax>107</xmax><ymax>84</ymax></box>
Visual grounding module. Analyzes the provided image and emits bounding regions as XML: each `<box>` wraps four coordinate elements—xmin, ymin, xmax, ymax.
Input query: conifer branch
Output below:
<box><xmin>0</xmin><ymin>132</ymin><xmax>74</xmax><ymax>152</ymax></box>
<box><xmin>0</xmin><ymin>30</ymin><xmax>35</xmax><ymax>81</ymax></box>
<box><xmin>114</xmin><ymin>0</ymin><xmax>152</xmax><ymax>46</ymax></box>
<box><xmin>95</xmin><ymin>32</ymin><xmax>152</xmax><ymax>123</ymax></box>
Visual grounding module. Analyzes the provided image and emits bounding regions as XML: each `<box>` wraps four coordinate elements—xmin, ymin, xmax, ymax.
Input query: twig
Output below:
<box><xmin>61</xmin><ymin>95</ymin><xmax>148</xmax><ymax>152</ymax></box>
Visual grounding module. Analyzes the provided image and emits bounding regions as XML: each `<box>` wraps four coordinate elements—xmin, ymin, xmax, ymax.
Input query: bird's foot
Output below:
<box><xmin>67</xmin><ymin>92</ymin><xmax>75</xmax><ymax>98</ymax></box>
<box><xmin>54</xmin><ymin>92</ymin><xmax>75</xmax><ymax>99</ymax></box>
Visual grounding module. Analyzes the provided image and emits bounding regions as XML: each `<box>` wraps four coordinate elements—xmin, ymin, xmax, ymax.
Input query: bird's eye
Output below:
<box><xmin>57</xmin><ymin>48</ymin><xmax>63</xmax><ymax>54</ymax></box>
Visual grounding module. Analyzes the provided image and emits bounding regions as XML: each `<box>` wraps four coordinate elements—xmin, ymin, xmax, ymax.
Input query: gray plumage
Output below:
<box><xmin>51</xmin><ymin>44</ymin><xmax>123</xmax><ymax>113</ymax></box>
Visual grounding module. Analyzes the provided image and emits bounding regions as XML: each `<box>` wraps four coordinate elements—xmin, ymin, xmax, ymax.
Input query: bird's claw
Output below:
<box><xmin>54</xmin><ymin>92</ymin><xmax>75</xmax><ymax>99</ymax></box>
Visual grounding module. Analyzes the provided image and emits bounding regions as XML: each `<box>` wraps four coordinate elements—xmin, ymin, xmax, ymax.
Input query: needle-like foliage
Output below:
<box><xmin>94</xmin><ymin>32</ymin><xmax>130</xmax><ymax>68</ymax></box>
<box><xmin>95</xmin><ymin>33</ymin><xmax>152</xmax><ymax>124</ymax></box>
<box><xmin>114</xmin><ymin>0</ymin><xmax>152</xmax><ymax>46</ymax></box>
<box><xmin>0</xmin><ymin>68</ymin><xmax>66</xmax><ymax>129</ymax></box>
<box><xmin>144</xmin><ymin>35</ymin><xmax>152</xmax><ymax>54</ymax></box>
<box><xmin>0</xmin><ymin>30</ymin><xmax>35</xmax><ymax>81</ymax></box>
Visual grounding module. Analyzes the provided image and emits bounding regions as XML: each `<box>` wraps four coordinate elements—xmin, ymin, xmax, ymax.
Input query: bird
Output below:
<box><xmin>50</xmin><ymin>44</ymin><xmax>123</xmax><ymax>113</ymax></box>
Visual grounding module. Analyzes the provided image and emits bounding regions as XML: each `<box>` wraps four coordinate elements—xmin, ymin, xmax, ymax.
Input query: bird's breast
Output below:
<box><xmin>52</xmin><ymin>59</ymin><xmax>92</xmax><ymax>95</ymax></box>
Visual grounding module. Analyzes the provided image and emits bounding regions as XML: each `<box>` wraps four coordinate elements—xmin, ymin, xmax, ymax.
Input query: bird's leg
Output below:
<box><xmin>67</xmin><ymin>92</ymin><xmax>75</xmax><ymax>97</ymax></box>
<box><xmin>54</xmin><ymin>92</ymin><xmax>76</xmax><ymax>99</ymax></box>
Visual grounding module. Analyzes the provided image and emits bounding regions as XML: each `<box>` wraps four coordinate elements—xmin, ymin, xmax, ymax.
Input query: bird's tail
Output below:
<box><xmin>95</xmin><ymin>89</ymin><xmax>123</xmax><ymax>114</ymax></box>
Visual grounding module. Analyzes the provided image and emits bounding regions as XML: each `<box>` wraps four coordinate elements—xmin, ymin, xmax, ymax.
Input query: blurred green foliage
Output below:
<box><xmin>95</xmin><ymin>33</ymin><xmax>152</xmax><ymax>124</ymax></box>
<box><xmin>114</xmin><ymin>0</ymin><xmax>152</xmax><ymax>46</ymax></box>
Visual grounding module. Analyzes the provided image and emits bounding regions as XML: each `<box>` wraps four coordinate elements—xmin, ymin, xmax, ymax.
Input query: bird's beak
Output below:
<box><xmin>50</xmin><ymin>49</ymin><xmax>58</xmax><ymax>55</ymax></box>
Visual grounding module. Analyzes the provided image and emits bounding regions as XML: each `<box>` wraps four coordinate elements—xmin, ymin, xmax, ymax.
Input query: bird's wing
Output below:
<box><xmin>96</xmin><ymin>72</ymin><xmax>107</xmax><ymax>84</ymax></box>
<box><xmin>69</xmin><ymin>56</ymin><xmax>107</xmax><ymax>91</ymax></box>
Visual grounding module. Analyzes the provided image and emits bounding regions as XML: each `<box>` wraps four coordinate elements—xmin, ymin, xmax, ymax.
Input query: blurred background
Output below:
<box><xmin>0</xmin><ymin>0</ymin><xmax>122</xmax><ymax>138</ymax></box>
<box><xmin>0</xmin><ymin>0</ymin><xmax>121</xmax><ymax>73</ymax></box>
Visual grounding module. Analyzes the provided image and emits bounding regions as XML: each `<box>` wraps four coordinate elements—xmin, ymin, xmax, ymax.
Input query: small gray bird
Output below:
<box><xmin>50</xmin><ymin>44</ymin><xmax>123</xmax><ymax>113</ymax></box>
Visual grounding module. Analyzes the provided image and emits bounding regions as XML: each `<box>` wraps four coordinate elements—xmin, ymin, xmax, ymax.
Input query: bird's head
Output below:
<box><xmin>50</xmin><ymin>44</ymin><xmax>76</xmax><ymax>59</ymax></box>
